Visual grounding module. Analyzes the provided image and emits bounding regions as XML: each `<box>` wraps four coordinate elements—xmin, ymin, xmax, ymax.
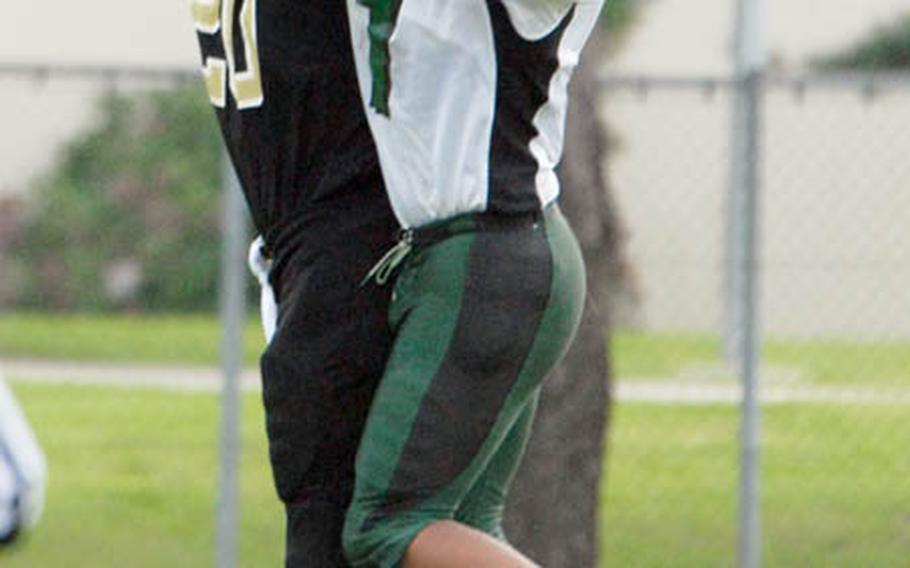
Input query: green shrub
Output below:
<box><xmin>818</xmin><ymin>14</ymin><xmax>910</xmax><ymax>70</ymax></box>
<box><xmin>12</xmin><ymin>86</ymin><xmax>242</xmax><ymax>312</ymax></box>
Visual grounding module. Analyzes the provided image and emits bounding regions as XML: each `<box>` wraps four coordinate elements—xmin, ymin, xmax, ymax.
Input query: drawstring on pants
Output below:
<box><xmin>361</xmin><ymin>230</ymin><xmax>414</xmax><ymax>287</ymax></box>
<box><xmin>361</xmin><ymin>209</ymin><xmax>545</xmax><ymax>287</ymax></box>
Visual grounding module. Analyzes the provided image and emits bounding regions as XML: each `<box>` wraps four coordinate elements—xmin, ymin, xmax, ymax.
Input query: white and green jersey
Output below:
<box><xmin>347</xmin><ymin>0</ymin><xmax>604</xmax><ymax>229</ymax></box>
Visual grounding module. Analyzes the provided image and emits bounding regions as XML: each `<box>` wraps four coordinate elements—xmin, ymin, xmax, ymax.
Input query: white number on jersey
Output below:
<box><xmin>191</xmin><ymin>0</ymin><xmax>264</xmax><ymax>110</ymax></box>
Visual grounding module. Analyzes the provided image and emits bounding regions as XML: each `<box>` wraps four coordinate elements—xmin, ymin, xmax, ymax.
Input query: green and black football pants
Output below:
<box><xmin>343</xmin><ymin>203</ymin><xmax>586</xmax><ymax>567</ymax></box>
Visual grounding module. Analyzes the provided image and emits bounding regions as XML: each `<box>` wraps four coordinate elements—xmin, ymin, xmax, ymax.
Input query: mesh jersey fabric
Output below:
<box><xmin>346</xmin><ymin>0</ymin><xmax>605</xmax><ymax>228</ymax></box>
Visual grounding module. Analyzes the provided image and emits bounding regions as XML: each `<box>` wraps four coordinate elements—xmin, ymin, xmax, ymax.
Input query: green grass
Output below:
<box><xmin>612</xmin><ymin>331</ymin><xmax>722</xmax><ymax>378</ymax></box>
<box><xmin>1</xmin><ymin>312</ymin><xmax>908</xmax><ymax>564</ymax></box>
<box><xmin>0</xmin><ymin>312</ymin><xmax>266</xmax><ymax>366</ymax></box>
<box><xmin>0</xmin><ymin>382</ymin><xmax>283</xmax><ymax>568</ymax></box>
<box><xmin>1</xmin><ymin>312</ymin><xmax>907</xmax><ymax>564</ymax></box>
<box><xmin>763</xmin><ymin>337</ymin><xmax>910</xmax><ymax>387</ymax></box>
<box><xmin>602</xmin><ymin>403</ymin><xmax>910</xmax><ymax>567</ymax></box>
<box><xmin>3</xmin><ymin>382</ymin><xmax>908</xmax><ymax>567</ymax></box>
<box><xmin>3</xmin><ymin>313</ymin><xmax>908</xmax><ymax>388</ymax></box>
<box><xmin>4</xmin><ymin>312</ymin><xmax>908</xmax><ymax>388</ymax></box>
<box><xmin>614</xmin><ymin>331</ymin><xmax>910</xmax><ymax>387</ymax></box>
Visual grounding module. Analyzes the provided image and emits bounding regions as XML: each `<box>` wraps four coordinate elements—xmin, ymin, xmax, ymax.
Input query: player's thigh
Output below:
<box><xmin>454</xmin><ymin>393</ymin><xmax>540</xmax><ymax>538</ymax></box>
<box><xmin>261</xmin><ymin>247</ymin><xmax>393</xmax><ymax>504</ymax></box>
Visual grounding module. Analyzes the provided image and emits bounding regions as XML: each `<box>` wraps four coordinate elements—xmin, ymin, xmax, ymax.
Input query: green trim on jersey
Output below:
<box><xmin>357</xmin><ymin>0</ymin><xmax>404</xmax><ymax>115</ymax></box>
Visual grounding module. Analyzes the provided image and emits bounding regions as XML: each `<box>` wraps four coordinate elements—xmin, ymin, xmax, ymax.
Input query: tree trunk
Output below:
<box><xmin>504</xmin><ymin>32</ymin><xmax>627</xmax><ymax>567</ymax></box>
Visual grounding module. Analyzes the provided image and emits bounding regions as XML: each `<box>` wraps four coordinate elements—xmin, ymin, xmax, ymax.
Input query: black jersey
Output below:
<box><xmin>192</xmin><ymin>0</ymin><xmax>392</xmax><ymax>247</ymax></box>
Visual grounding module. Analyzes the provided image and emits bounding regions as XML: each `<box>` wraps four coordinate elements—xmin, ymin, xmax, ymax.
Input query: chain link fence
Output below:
<box><xmin>599</xmin><ymin>73</ymin><xmax>910</xmax><ymax>566</ymax></box>
<box><xmin>2</xmin><ymin>65</ymin><xmax>910</xmax><ymax>566</ymax></box>
<box><xmin>0</xmin><ymin>68</ymin><xmax>257</xmax><ymax>566</ymax></box>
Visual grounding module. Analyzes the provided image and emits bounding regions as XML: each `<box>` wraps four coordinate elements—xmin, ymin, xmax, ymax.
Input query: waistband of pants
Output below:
<box><xmin>362</xmin><ymin>205</ymin><xmax>553</xmax><ymax>287</ymax></box>
<box><xmin>403</xmin><ymin>206</ymin><xmax>547</xmax><ymax>248</ymax></box>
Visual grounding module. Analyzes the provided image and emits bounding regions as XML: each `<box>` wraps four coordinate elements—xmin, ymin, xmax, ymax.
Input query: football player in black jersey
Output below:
<box><xmin>191</xmin><ymin>1</ymin><xmax>398</xmax><ymax>566</ymax></box>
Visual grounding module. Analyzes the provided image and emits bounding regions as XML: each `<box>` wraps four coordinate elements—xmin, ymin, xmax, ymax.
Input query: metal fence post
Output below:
<box><xmin>215</xmin><ymin>153</ymin><xmax>247</xmax><ymax>568</ymax></box>
<box><xmin>731</xmin><ymin>0</ymin><xmax>766</xmax><ymax>566</ymax></box>
<box><xmin>735</xmin><ymin>69</ymin><xmax>764</xmax><ymax>568</ymax></box>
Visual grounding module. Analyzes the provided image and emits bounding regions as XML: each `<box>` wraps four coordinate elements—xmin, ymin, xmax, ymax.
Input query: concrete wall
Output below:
<box><xmin>0</xmin><ymin>1</ymin><xmax>197</xmax><ymax>195</ymax></box>
<box><xmin>602</xmin><ymin>84</ymin><xmax>910</xmax><ymax>340</ymax></box>
<box><xmin>600</xmin><ymin>0</ymin><xmax>910</xmax><ymax>340</ymax></box>
<box><xmin>609</xmin><ymin>0</ymin><xmax>910</xmax><ymax>75</ymax></box>
<box><xmin>3</xmin><ymin>0</ymin><xmax>908</xmax><ymax>195</ymax></box>
<box><xmin>2</xmin><ymin>0</ymin><xmax>908</xmax><ymax>340</ymax></box>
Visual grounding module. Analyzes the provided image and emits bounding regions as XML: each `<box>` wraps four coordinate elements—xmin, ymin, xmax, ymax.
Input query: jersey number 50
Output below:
<box><xmin>191</xmin><ymin>0</ymin><xmax>263</xmax><ymax>110</ymax></box>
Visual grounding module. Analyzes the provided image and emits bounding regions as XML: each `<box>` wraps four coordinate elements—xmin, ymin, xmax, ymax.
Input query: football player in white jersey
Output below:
<box><xmin>343</xmin><ymin>1</ymin><xmax>605</xmax><ymax>566</ymax></box>
<box><xmin>0</xmin><ymin>373</ymin><xmax>47</xmax><ymax>547</ymax></box>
